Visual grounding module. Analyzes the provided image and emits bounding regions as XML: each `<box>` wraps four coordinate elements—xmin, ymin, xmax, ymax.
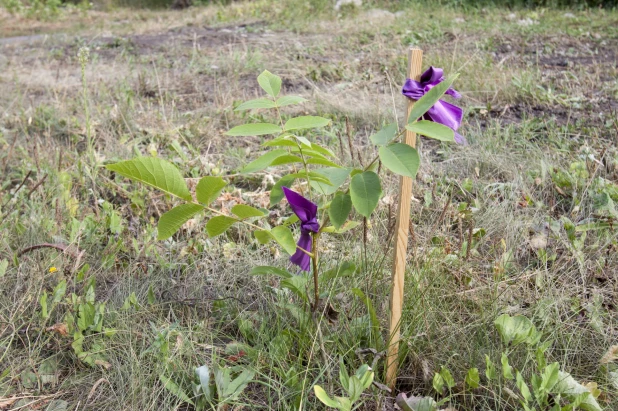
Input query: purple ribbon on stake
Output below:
<box><xmin>402</xmin><ymin>66</ymin><xmax>465</xmax><ymax>144</ymax></box>
<box><xmin>282</xmin><ymin>187</ymin><xmax>320</xmax><ymax>272</ymax></box>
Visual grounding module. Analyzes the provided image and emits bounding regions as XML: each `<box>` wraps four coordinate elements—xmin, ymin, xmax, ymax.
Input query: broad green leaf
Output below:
<box><xmin>196</xmin><ymin>176</ymin><xmax>226</xmax><ymax>205</ymax></box>
<box><xmin>222</xmin><ymin>369</ymin><xmax>255</xmax><ymax>400</ymax></box>
<box><xmin>311</xmin><ymin>167</ymin><xmax>351</xmax><ymax>195</ymax></box>
<box><xmin>540</xmin><ymin>362</ymin><xmax>560</xmax><ymax>392</ymax></box>
<box><xmin>395</xmin><ymin>394</ymin><xmax>438</xmax><ymax>411</ymax></box>
<box><xmin>516</xmin><ymin>371</ymin><xmax>533</xmax><ymax>403</ymax></box>
<box><xmin>406</xmin><ymin>120</ymin><xmax>455</xmax><ymax>142</ymax></box>
<box><xmin>379</xmin><ymin>143</ymin><xmax>420</xmax><ymax>178</ymax></box>
<box><xmin>553</xmin><ymin>371</ymin><xmax>602</xmax><ymax>411</ymax></box>
<box><xmin>250</xmin><ymin>265</ymin><xmax>293</xmax><ymax>278</ymax></box>
<box><xmin>306</xmin><ymin>157</ymin><xmax>340</xmax><ymax>168</ymax></box>
<box><xmin>254</xmin><ymin>230</ymin><xmax>272</xmax><ymax>244</ymax></box>
<box><xmin>226</xmin><ymin>123</ymin><xmax>282</xmax><ymax>137</ymax></box>
<box><xmin>281</xmin><ymin>275</ymin><xmax>309</xmax><ymax>301</ymax></box>
<box><xmin>433</xmin><ymin>372</ymin><xmax>445</xmax><ymax>394</ymax></box>
<box><xmin>494</xmin><ymin>314</ymin><xmax>539</xmax><ymax>346</ymax></box>
<box><xmin>501</xmin><ymin>353</ymin><xmax>514</xmax><ymax>380</ymax></box>
<box><xmin>257</xmin><ymin>70</ymin><xmax>282</xmax><ymax>97</ymax></box>
<box><xmin>276</xmin><ymin>96</ymin><xmax>307</xmax><ymax>107</ymax></box>
<box><xmin>206</xmin><ymin>216</ymin><xmax>237</xmax><ymax>237</ymax></box>
<box><xmin>106</xmin><ymin>157</ymin><xmax>191</xmax><ymax>201</ymax></box>
<box><xmin>159</xmin><ymin>374</ymin><xmax>194</xmax><ymax>405</ymax></box>
<box><xmin>270</xmin><ymin>175</ymin><xmax>296</xmax><ymax>206</ymax></box>
<box><xmin>77</xmin><ymin>303</ymin><xmax>95</xmax><ymax>331</ymax></box>
<box><xmin>307</xmin><ymin>143</ymin><xmax>336</xmax><ymax>158</ymax></box>
<box><xmin>271</xmin><ymin>226</ymin><xmax>297</xmax><ymax>255</ymax></box>
<box><xmin>485</xmin><ymin>355</ymin><xmax>497</xmax><ymax>381</ymax></box>
<box><xmin>270</xmin><ymin>154</ymin><xmax>303</xmax><ymax>166</ymax></box>
<box><xmin>329</xmin><ymin>192</ymin><xmax>352</xmax><ymax>229</ymax></box>
<box><xmin>408</xmin><ymin>73</ymin><xmax>459</xmax><ymax>123</ymax></box>
<box><xmin>369</xmin><ymin>122</ymin><xmax>398</xmax><ymax>146</ymax></box>
<box><xmin>157</xmin><ymin>204</ymin><xmax>204</xmax><ymax>240</ymax></box>
<box><xmin>284</xmin><ymin>116</ymin><xmax>330</xmax><ymax>131</ymax></box>
<box><xmin>242</xmin><ymin>149</ymin><xmax>287</xmax><ymax>173</ymax></box>
<box><xmin>350</xmin><ymin>171</ymin><xmax>381</xmax><ymax>218</ymax></box>
<box><xmin>465</xmin><ymin>368</ymin><xmax>480</xmax><ymax>389</ymax></box>
<box><xmin>314</xmin><ymin>385</ymin><xmax>340</xmax><ymax>409</ymax></box>
<box><xmin>231</xmin><ymin>204</ymin><xmax>265</xmax><ymax>219</ymax></box>
<box><xmin>440</xmin><ymin>366</ymin><xmax>456</xmax><ymax>389</ymax></box>
<box><xmin>195</xmin><ymin>365</ymin><xmax>212</xmax><ymax>401</ymax></box>
<box><xmin>234</xmin><ymin>98</ymin><xmax>276</xmax><ymax>111</ymax></box>
<box><xmin>52</xmin><ymin>280</ymin><xmax>67</xmax><ymax>303</ymax></box>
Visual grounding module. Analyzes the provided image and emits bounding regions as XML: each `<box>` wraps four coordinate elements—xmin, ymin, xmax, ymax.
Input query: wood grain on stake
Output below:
<box><xmin>386</xmin><ymin>47</ymin><xmax>423</xmax><ymax>390</ymax></box>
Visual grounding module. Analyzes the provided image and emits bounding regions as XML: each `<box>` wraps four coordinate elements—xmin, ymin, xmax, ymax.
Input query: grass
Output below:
<box><xmin>1</xmin><ymin>1</ymin><xmax>618</xmax><ymax>410</ymax></box>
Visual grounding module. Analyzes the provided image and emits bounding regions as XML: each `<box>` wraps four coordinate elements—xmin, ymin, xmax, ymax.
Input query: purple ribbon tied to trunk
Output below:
<box><xmin>282</xmin><ymin>187</ymin><xmax>319</xmax><ymax>272</ymax></box>
<box><xmin>402</xmin><ymin>66</ymin><xmax>465</xmax><ymax>144</ymax></box>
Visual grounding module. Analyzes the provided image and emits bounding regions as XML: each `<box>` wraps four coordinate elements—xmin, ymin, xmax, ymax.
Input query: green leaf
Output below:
<box><xmin>306</xmin><ymin>157</ymin><xmax>340</xmax><ymax>168</ymax></box>
<box><xmin>159</xmin><ymin>374</ymin><xmax>194</xmax><ymax>405</ymax></box>
<box><xmin>195</xmin><ymin>365</ymin><xmax>212</xmax><ymax>401</ymax></box>
<box><xmin>106</xmin><ymin>157</ymin><xmax>191</xmax><ymax>201</ymax></box>
<box><xmin>281</xmin><ymin>275</ymin><xmax>309</xmax><ymax>301</ymax></box>
<box><xmin>485</xmin><ymin>355</ymin><xmax>497</xmax><ymax>381</ymax></box>
<box><xmin>465</xmin><ymin>368</ymin><xmax>480</xmax><ymax>389</ymax></box>
<box><xmin>350</xmin><ymin>171</ymin><xmax>381</xmax><ymax>218</ymax></box>
<box><xmin>271</xmin><ymin>226</ymin><xmax>297</xmax><ymax>255</ymax></box>
<box><xmin>432</xmin><ymin>372</ymin><xmax>445</xmax><ymax>394</ymax></box>
<box><xmin>276</xmin><ymin>96</ymin><xmax>307</xmax><ymax>107</ymax></box>
<box><xmin>406</xmin><ymin>120</ymin><xmax>455</xmax><ymax>142</ymax></box>
<box><xmin>231</xmin><ymin>204</ymin><xmax>265</xmax><ymax>219</ymax></box>
<box><xmin>369</xmin><ymin>122</ymin><xmax>398</xmax><ymax>146</ymax></box>
<box><xmin>311</xmin><ymin>167</ymin><xmax>351</xmax><ymax>195</ymax></box>
<box><xmin>270</xmin><ymin>175</ymin><xmax>296</xmax><ymax>206</ymax></box>
<box><xmin>222</xmin><ymin>369</ymin><xmax>255</xmax><ymax>400</ymax></box>
<box><xmin>270</xmin><ymin>154</ymin><xmax>304</xmax><ymax>166</ymax></box>
<box><xmin>157</xmin><ymin>204</ymin><xmax>204</xmax><ymax>240</ymax></box>
<box><xmin>206</xmin><ymin>216</ymin><xmax>237</xmax><ymax>237</ymax></box>
<box><xmin>314</xmin><ymin>385</ymin><xmax>341</xmax><ymax>409</ymax></box>
<box><xmin>242</xmin><ymin>149</ymin><xmax>287</xmax><ymax>173</ymax></box>
<box><xmin>226</xmin><ymin>123</ymin><xmax>282</xmax><ymax>137</ymax></box>
<box><xmin>250</xmin><ymin>265</ymin><xmax>293</xmax><ymax>278</ymax></box>
<box><xmin>53</xmin><ymin>280</ymin><xmax>67</xmax><ymax>303</ymax></box>
<box><xmin>408</xmin><ymin>73</ymin><xmax>459</xmax><ymax>123</ymax></box>
<box><xmin>234</xmin><ymin>98</ymin><xmax>276</xmax><ymax>111</ymax></box>
<box><xmin>257</xmin><ymin>70</ymin><xmax>282</xmax><ymax>97</ymax></box>
<box><xmin>287</xmin><ymin>172</ymin><xmax>332</xmax><ymax>185</ymax></box>
<box><xmin>379</xmin><ymin>143</ymin><xmax>420</xmax><ymax>178</ymax></box>
<box><xmin>321</xmin><ymin>261</ymin><xmax>356</xmax><ymax>281</ymax></box>
<box><xmin>284</xmin><ymin>116</ymin><xmax>330</xmax><ymax>131</ymax></box>
<box><xmin>77</xmin><ymin>303</ymin><xmax>95</xmax><ymax>331</ymax></box>
<box><xmin>501</xmin><ymin>353</ymin><xmax>514</xmax><ymax>380</ymax></box>
<box><xmin>147</xmin><ymin>284</ymin><xmax>156</xmax><ymax>305</ymax></box>
<box><xmin>254</xmin><ymin>230</ymin><xmax>271</xmax><ymax>244</ymax></box>
<box><xmin>440</xmin><ymin>366</ymin><xmax>456</xmax><ymax>389</ymax></box>
<box><xmin>516</xmin><ymin>371</ymin><xmax>533</xmax><ymax>403</ymax></box>
<box><xmin>196</xmin><ymin>176</ymin><xmax>226</xmax><ymax>205</ymax></box>
<box><xmin>494</xmin><ymin>314</ymin><xmax>539</xmax><ymax>346</ymax></box>
<box><xmin>329</xmin><ymin>192</ymin><xmax>352</xmax><ymax>229</ymax></box>
<box><xmin>553</xmin><ymin>370</ymin><xmax>602</xmax><ymax>411</ymax></box>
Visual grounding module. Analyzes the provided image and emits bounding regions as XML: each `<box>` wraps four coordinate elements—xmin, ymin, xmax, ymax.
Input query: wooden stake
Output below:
<box><xmin>386</xmin><ymin>47</ymin><xmax>423</xmax><ymax>391</ymax></box>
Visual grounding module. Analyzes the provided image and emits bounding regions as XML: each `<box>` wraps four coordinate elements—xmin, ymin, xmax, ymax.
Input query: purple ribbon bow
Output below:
<box><xmin>282</xmin><ymin>187</ymin><xmax>319</xmax><ymax>272</ymax></box>
<box><xmin>402</xmin><ymin>66</ymin><xmax>465</xmax><ymax>144</ymax></box>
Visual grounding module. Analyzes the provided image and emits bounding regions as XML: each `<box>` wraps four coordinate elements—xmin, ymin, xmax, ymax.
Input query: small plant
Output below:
<box><xmin>194</xmin><ymin>363</ymin><xmax>255</xmax><ymax>410</ymax></box>
<box><xmin>105</xmin><ymin>68</ymin><xmax>462</xmax><ymax>315</ymax></box>
<box><xmin>313</xmin><ymin>358</ymin><xmax>374</xmax><ymax>411</ymax></box>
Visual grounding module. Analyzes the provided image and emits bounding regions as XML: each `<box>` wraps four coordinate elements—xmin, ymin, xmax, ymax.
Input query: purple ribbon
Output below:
<box><xmin>402</xmin><ymin>66</ymin><xmax>465</xmax><ymax>144</ymax></box>
<box><xmin>282</xmin><ymin>187</ymin><xmax>319</xmax><ymax>272</ymax></box>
